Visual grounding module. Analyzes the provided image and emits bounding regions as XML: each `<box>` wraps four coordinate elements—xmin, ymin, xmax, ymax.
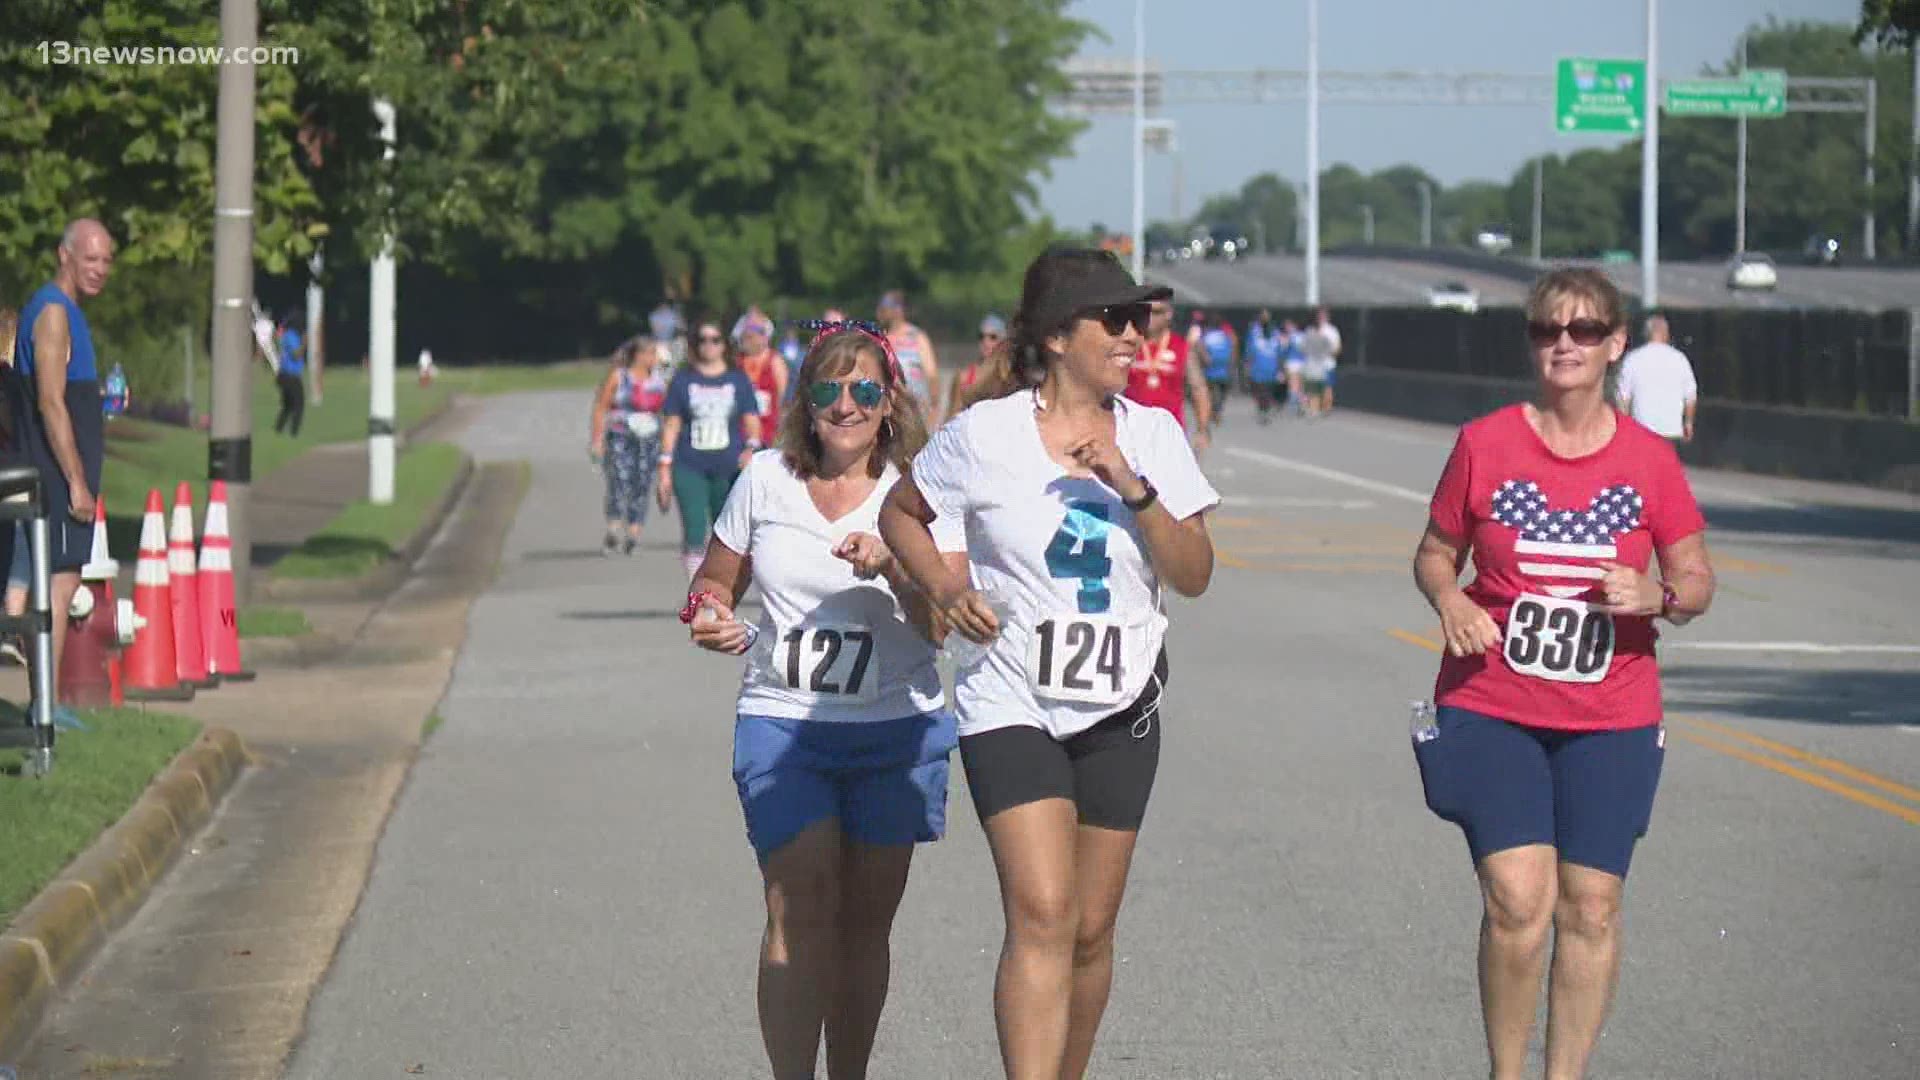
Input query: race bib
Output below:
<box><xmin>1026</xmin><ymin>613</ymin><xmax>1131</xmax><ymax>705</ymax></box>
<box><xmin>1504</xmin><ymin>592</ymin><xmax>1615</xmax><ymax>684</ymax></box>
<box><xmin>773</xmin><ymin>624</ymin><xmax>880</xmax><ymax>703</ymax></box>
<box><xmin>690</xmin><ymin>416</ymin><xmax>729</xmax><ymax>451</ymax></box>
<box><xmin>624</xmin><ymin>412</ymin><xmax>660</xmax><ymax>438</ymax></box>
<box><xmin>755</xmin><ymin>389</ymin><xmax>773</xmax><ymax>415</ymax></box>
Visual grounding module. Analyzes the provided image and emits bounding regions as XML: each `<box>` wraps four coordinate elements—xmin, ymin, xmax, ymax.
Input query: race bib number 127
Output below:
<box><xmin>776</xmin><ymin>625</ymin><xmax>879</xmax><ymax>702</ymax></box>
<box><xmin>1504</xmin><ymin>593</ymin><xmax>1614</xmax><ymax>684</ymax></box>
<box><xmin>1027</xmin><ymin>614</ymin><xmax>1128</xmax><ymax>705</ymax></box>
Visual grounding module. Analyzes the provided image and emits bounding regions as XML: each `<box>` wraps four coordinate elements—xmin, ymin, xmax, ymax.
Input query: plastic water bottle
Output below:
<box><xmin>942</xmin><ymin>589</ymin><xmax>1015</xmax><ymax>671</ymax></box>
<box><xmin>1409</xmin><ymin>700</ymin><xmax>1439</xmax><ymax>744</ymax></box>
<box><xmin>740</xmin><ymin>622</ymin><xmax>780</xmax><ymax>686</ymax></box>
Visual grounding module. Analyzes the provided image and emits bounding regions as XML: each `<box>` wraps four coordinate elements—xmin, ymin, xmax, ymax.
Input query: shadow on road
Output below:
<box><xmin>1666</xmin><ymin>664</ymin><xmax>1920</xmax><ymax>726</ymax></box>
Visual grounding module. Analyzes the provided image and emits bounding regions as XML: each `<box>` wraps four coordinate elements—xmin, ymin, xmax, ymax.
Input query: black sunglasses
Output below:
<box><xmin>1081</xmin><ymin>303</ymin><xmax>1151</xmax><ymax>337</ymax></box>
<box><xmin>697</xmin><ymin>332</ymin><xmax>724</xmax><ymax>344</ymax></box>
<box><xmin>1527</xmin><ymin>318</ymin><xmax>1614</xmax><ymax>347</ymax></box>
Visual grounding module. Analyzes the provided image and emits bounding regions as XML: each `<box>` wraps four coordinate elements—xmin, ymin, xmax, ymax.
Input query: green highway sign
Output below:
<box><xmin>1555</xmin><ymin>58</ymin><xmax>1646</xmax><ymax>133</ymax></box>
<box><xmin>1663</xmin><ymin>68</ymin><xmax>1788</xmax><ymax>118</ymax></box>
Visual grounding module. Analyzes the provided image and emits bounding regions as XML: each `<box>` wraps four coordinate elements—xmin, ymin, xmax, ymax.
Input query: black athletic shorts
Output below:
<box><xmin>959</xmin><ymin>650</ymin><xmax>1168</xmax><ymax>831</ymax></box>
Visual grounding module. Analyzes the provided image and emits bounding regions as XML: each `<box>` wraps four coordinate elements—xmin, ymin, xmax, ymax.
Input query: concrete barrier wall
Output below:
<box><xmin>1337</xmin><ymin>367</ymin><xmax>1920</xmax><ymax>494</ymax></box>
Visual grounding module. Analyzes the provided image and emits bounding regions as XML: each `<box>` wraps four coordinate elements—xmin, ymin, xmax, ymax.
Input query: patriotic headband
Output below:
<box><xmin>796</xmin><ymin>318</ymin><xmax>904</xmax><ymax>386</ymax></box>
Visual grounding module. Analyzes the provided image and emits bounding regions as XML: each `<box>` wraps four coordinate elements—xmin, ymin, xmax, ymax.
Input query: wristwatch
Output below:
<box><xmin>1124</xmin><ymin>475</ymin><xmax>1158</xmax><ymax>512</ymax></box>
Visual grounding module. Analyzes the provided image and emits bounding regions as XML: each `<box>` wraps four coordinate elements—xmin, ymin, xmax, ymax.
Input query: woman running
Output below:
<box><xmin>879</xmin><ymin>248</ymin><xmax>1218</xmax><ymax>1080</ymax></box>
<box><xmin>681</xmin><ymin>321</ymin><xmax>961</xmax><ymax>1080</ymax></box>
<box><xmin>658</xmin><ymin>321</ymin><xmax>763</xmax><ymax>582</ymax></box>
<box><xmin>736</xmin><ymin>312</ymin><xmax>789</xmax><ymax>443</ymax></box>
<box><xmin>589</xmin><ymin>337</ymin><xmax>669</xmax><ymax>555</ymax></box>
<box><xmin>1411</xmin><ymin>267</ymin><xmax>1716</xmax><ymax>1080</ymax></box>
<box><xmin>943</xmin><ymin>312</ymin><xmax>1005</xmax><ymax>421</ymax></box>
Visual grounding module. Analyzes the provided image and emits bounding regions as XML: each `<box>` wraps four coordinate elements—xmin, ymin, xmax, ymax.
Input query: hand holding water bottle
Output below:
<box><xmin>688</xmin><ymin>596</ymin><xmax>755</xmax><ymax>655</ymax></box>
<box><xmin>935</xmin><ymin>583</ymin><xmax>1013</xmax><ymax>669</ymax></box>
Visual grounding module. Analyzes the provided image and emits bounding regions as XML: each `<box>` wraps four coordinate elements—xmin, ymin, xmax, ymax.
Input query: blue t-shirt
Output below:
<box><xmin>1245</xmin><ymin>325</ymin><xmax>1283</xmax><ymax>383</ymax></box>
<box><xmin>277</xmin><ymin>328</ymin><xmax>305</xmax><ymax>376</ymax></box>
<box><xmin>15</xmin><ymin>282</ymin><xmax>98</xmax><ymax>382</ymax></box>
<box><xmin>664</xmin><ymin>366</ymin><xmax>760</xmax><ymax>475</ymax></box>
<box><xmin>1200</xmin><ymin>327</ymin><xmax>1234</xmax><ymax>380</ymax></box>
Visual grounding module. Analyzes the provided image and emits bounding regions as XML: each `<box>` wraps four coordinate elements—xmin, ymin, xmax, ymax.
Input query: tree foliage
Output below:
<box><xmin>1855</xmin><ymin>0</ymin><xmax>1920</xmax><ymax>47</ymax></box>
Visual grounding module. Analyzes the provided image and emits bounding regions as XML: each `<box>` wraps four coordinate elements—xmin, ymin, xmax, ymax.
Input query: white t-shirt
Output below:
<box><xmin>1303</xmin><ymin>322</ymin><xmax>1341</xmax><ymax>367</ymax></box>
<box><xmin>912</xmin><ymin>392</ymin><xmax>1221</xmax><ymax>739</ymax></box>
<box><xmin>1616</xmin><ymin>342</ymin><xmax>1698</xmax><ymax>439</ymax></box>
<box><xmin>716</xmin><ymin>452</ymin><xmax>963</xmax><ymax>723</ymax></box>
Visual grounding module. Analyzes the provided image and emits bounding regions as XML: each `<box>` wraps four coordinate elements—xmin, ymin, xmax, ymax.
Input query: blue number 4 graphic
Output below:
<box><xmin>1045</xmin><ymin>500</ymin><xmax>1113</xmax><ymax>614</ymax></box>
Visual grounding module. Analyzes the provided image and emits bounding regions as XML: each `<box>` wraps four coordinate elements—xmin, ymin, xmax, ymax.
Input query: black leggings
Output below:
<box><xmin>274</xmin><ymin>373</ymin><xmax>305</xmax><ymax>436</ymax></box>
<box><xmin>958</xmin><ymin>651</ymin><xmax>1168</xmax><ymax>831</ymax></box>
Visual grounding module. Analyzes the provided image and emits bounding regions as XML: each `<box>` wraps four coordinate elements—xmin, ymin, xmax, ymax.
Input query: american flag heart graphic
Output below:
<box><xmin>1490</xmin><ymin>480</ymin><xmax>1644</xmax><ymax>599</ymax></box>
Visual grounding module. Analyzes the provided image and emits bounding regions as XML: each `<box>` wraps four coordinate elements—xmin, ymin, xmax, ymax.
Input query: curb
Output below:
<box><xmin>0</xmin><ymin>726</ymin><xmax>249</xmax><ymax>1061</ymax></box>
<box><xmin>255</xmin><ymin>450</ymin><xmax>477</xmax><ymax>603</ymax></box>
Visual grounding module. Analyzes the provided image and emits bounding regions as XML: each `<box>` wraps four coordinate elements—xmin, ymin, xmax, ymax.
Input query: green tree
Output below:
<box><xmin>1855</xmin><ymin>0</ymin><xmax>1920</xmax><ymax>47</ymax></box>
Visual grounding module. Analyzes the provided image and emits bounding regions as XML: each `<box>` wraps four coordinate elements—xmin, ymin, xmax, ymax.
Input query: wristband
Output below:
<box><xmin>658</xmin><ymin>454</ymin><xmax>674</xmax><ymax>465</ymax></box>
<box><xmin>1123</xmin><ymin>476</ymin><xmax>1158</xmax><ymax>513</ymax></box>
<box><xmin>679</xmin><ymin>590</ymin><xmax>716</xmax><ymax>625</ymax></box>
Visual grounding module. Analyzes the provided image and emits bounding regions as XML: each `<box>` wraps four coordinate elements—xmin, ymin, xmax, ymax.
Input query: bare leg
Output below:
<box><xmin>823</xmin><ymin>843</ymin><xmax>914</xmax><ymax>1080</ymax></box>
<box><xmin>758</xmin><ymin>820</ymin><xmax>845</xmax><ymax>1080</ymax></box>
<box><xmin>1544</xmin><ymin>863</ymin><xmax>1627</xmax><ymax>1080</ymax></box>
<box><xmin>1059</xmin><ymin>824</ymin><xmax>1141</xmax><ymax>1080</ymax></box>
<box><xmin>1476</xmin><ymin>844</ymin><xmax>1557</xmax><ymax>1080</ymax></box>
<box><xmin>982</xmin><ymin>798</ymin><xmax>1081</xmax><ymax>1080</ymax></box>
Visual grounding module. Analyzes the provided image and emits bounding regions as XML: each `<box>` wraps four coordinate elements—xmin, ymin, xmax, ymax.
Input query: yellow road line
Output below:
<box><xmin>1670</xmin><ymin>715</ymin><xmax>1920</xmax><ymax>807</ymax></box>
<box><xmin>1383</xmin><ymin>628</ymin><xmax>1920</xmax><ymax>828</ymax></box>
<box><xmin>1669</xmin><ymin>729</ymin><xmax>1920</xmax><ymax>827</ymax></box>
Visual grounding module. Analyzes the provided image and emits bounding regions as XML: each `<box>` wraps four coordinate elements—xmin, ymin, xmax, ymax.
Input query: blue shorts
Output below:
<box><xmin>1413</xmin><ymin>706</ymin><xmax>1665</xmax><ymax>879</ymax></box>
<box><xmin>733</xmin><ymin>711</ymin><xmax>957</xmax><ymax>862</ymax></box>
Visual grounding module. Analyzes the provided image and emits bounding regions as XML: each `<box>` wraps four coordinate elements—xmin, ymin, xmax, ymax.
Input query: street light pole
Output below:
<box><xmin>1641</xmin><ymin>0</ymin><xmax>1660</xmax><ymax>306</ymax></box>
<box><xmin>1360</xmin><ymin>203</ymin><xmax>1374</xmax><ymax>245</ymax></box>
<box><xmin>1130</xmin><ymin>0</ymin><xmax>1146</xmax><ymax>280</ymax></box>
<box><xmin>1864</xmin><ymin>77</ymin><xmax>1877</xmax><ymax>261</ymax></box>
<box><xmin>1735</xmin><ymin>32</ymin><xmax>1748</xmax><ymax>255</ymax></box>
<box><xmin>1532</xmin><ymin>157</ymin><xmax>1545</xmax><ymax>261</ymax></box>
<box><xmin>1305</xmin><ymin>0</ymin><xmax>1321</xmax><ymax>304</ymax></box>
<box><xmin>1418</xmin><ymin>181</ymin><xmax>1433</xmax><ymax>247</ymax></box>
<box><xmin>209</xmin><ymin>0</ymin><xmax>257</xmax><ymax>599</ymax></box>
<box><xmin>369</xmin><ymin>99</ymin><xmax>397</xmax><ymax>505</ymax></box>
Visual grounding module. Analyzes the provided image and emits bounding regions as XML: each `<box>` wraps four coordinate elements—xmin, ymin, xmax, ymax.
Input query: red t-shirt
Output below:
<box><xmin>1125</xmin><ymin>334</ymin><xmax>1189</xmax><ymax>423</ymax></box>
<box><xmin>1428</xmin><ymin>404</ymin><xmax>1705</xmax><ymax>731</ymax></box>
<box><xmin>743</xmin><ymin>352</ymin><xmax>780</xmax><ymax>438</ymax></box>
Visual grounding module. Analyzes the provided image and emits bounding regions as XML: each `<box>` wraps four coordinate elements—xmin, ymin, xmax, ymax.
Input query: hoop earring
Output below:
<box><xmin>881</xmin><ymin>418</ymin><xmax>895</xmax><ymax>442</ymax></box>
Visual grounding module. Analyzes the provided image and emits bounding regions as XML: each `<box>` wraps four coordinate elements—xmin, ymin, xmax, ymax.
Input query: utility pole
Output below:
<box><xmin>1130</xmin><ymin>0</ymin><xmax>1146</xmax><ymax>280</ymax></box>
<box><xmin>1417</xmin><ymin>181</ymin><xmax>1433</xmax><ymax>247</ymax></box>
<box><xmin>209</xmin><ymin>0</ymin><xmax>257</xmax><ymax>598</ymax></box>
<box><xmin>1305</xmin><ymin>0</ymin><xmax>1321</xmax><ymax>304</ymax></box>
<box><xmin>1864</xmin><ymin>77</ymin><xmax>1877</xmax><ymax>261</ymax></box>
<box><xmin>369</xmin><ymin>99</ymin><xmax>397</xmax><ymax>505</ymax></box>
<box><xmin>1360</xmin><ymin>203</ymin><xmax>1374</xmax><ymax>245</ymax></box>
<box><xmin>1532</xmin><ymin>158</ymin><xmax>1545</xmax><ymax>261</ymax></box>
<box><xmin>306</xmin><ymin>249</ymin><xmax>325</xmax><ymax>404</ymax></box>
<box><xmin>1735</xmin><ymin>32</ymin><xmax>1748</xmax><ymax>255</ymax></box>
<box><xmin>1909</xmin><ymin>45</ymin><xmax>1918</xmax><ymax>254</ymax></box>
<box><xmin>1641</xmin><ymin>0</ymin><xmax>1660</xmax><ymax>306</ymax></box>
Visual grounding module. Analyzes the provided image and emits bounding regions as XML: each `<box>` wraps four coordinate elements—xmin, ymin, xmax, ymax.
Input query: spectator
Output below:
<box><xmin>273</xmin><ymin>314</ymin><xmax>306</xmax><ymax>436</ymax></box>
<box><xmin>12</xmin><ymin>219</ymin><xmax>115</xmax><ymax>723</ymax></box>
<box><xmin>0</xmin><ymin>305</ymin><xmax>23</xmax><ymax>667</ymax></box>
<box><xmin>1615</xmin><ymin>313</ymin><xmax>1697</xmax><ymax>444</ymax></box>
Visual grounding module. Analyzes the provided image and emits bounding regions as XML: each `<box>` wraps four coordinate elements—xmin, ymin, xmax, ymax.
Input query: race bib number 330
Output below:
<box><xmin>1027</xmin><ymin>614</ymin><xmax>1128</xmax><ymax>705</ymax></box>
<box><xmin>1504</xmin><ymin>593</ymin><xmax>1614</xmax><ymax>684</ymax></box>
<box><xmin>776</xmin><ymin>625</ymin><xmax>879</xmax><ymax>702</ymax></box>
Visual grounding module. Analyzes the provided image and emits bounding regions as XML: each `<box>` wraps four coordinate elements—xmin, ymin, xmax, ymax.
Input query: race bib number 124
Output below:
<box><xmin>1027</xmin><ymin>614</ymin><xmax>1128</xmax><ymax>705</ymax></box>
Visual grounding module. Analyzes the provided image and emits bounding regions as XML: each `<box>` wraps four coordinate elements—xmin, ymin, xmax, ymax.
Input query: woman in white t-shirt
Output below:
<box><xmin>680</xmin><ymin>322</ymin><xmax>961</xmax><ymax>1080</ymax></box>
<box><xmin>879</xmin><ymin>248</ymin><xmax>1220</xmax><ymax>1078</ymax></box>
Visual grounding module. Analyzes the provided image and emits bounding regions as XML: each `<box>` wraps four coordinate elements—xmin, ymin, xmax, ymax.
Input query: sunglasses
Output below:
<box><xmin>1082</xmin><ymin>303</ymin><xmax>1151</xmax><ymax>337</ymax></box>
<box><xmin>697</xmin><ymin>333</ymin><xmax>724</xmax><ymax>344</ymax></box>
<box><xmin>980</xmin><ymin>331</ymin><xmax>1004</xmax><ymax>342</ymax></box>
<box><xmin>807</xmin><ymin>378</ymin><xmax>886</xmax><ymax>410</ymax></box>
<box><xmin>1526</xmin><ymin>318</ymin><xmax>1614</xmax><ymax>347</ymax></box>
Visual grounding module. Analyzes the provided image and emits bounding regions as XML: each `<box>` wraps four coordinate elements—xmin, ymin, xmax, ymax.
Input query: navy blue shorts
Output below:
<box><xmin>1413</xmin><ymin>705</ymin><xmax>1665</xmax><ymax>879</ymax></box>
<box><xmin>732</xmin><ymin>711</ymin><xmax>956</xmax><ymax>862</ymax></box>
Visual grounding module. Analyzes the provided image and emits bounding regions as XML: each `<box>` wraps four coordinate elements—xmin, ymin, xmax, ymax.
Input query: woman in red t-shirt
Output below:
<box><xmin>1411</xmin><ymin>268</ymin><xmax>1716</xmax><ymax>1080</ymax></box>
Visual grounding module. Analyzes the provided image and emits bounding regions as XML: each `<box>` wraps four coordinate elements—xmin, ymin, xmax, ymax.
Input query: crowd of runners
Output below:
<box><xmin>584</xmin><ymin>250</ymin><xmax>1718</xmax><ymax>1080</ymax></box>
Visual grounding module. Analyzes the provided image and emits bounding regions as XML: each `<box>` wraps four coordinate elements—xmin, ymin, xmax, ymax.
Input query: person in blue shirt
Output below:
<box><xmin>1245</xmin><ymin>309</ymin><xmax>1285</xmax><ymax>425</ymax></box>
<box><xmin>273</xmin><ymin>315</ymin><xmax>307</xmax><ymax>436</ymax></box>
<box><xmin>656</xmin><ymin>319</ymin><xmax>765</xmax><ymax>582</ymax></box>
<box><xmin>1197</xmin><ymin>313</ymin><xmax>1236</xmax><ymax>425</ymax></box>
<box><xmin>10</xmin><ymin>218</ymin><xmax>115</xmax><ymax>708</ymax></box>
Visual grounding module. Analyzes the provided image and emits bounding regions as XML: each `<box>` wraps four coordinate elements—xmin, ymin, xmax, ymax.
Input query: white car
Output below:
<box><xmin>1474</xmin><ymin>227</ymin><xmax>1514</xmax><ymax>256</ymax></box>
<box><xmin>1727</xmin><ymin>253</ymin><xmax>1778</xmax><ymax>291</ymax></box>
<box><xmin>1428</xmin><ymin>281</ymin><xmax>1480</xmax><ymax>313</ymax></box>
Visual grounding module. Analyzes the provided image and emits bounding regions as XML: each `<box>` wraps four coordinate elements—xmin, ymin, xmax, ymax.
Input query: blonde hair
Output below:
<box><xmin>1524</xmin><ymin>268</ymin><xmax>1627</xmax><ymax>330</ymax></box>
<box><xmin>0</xmin><ymin>307</ymin><xmax>16</xmax><ymax>366</ymax></box>
<box><xmin>777</xmin><ymin>329</ymin><xmax>929</xmax><ymax>481</ymax></box>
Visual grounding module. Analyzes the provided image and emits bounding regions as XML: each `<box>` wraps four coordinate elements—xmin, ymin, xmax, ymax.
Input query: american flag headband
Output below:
<box><xmin>795</xmin><ymin>319</ymin><xmax>905</xmax><ymax>387</ymax></box>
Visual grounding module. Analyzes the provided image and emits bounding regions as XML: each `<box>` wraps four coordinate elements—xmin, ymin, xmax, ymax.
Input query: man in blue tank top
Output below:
<box><xmin>11</xmin><ymin>218</ymin><xmax>115</xmax><ymax>683</ymax></box>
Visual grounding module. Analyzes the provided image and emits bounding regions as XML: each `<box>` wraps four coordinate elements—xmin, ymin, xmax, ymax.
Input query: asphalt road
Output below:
<box><xmin>1151</xmin><ymin>252</ymin><xmax>1920</xmax><ymax>313</ymax></box>
<box><xmin>283</xmin><ymin>389</ymin><xmax>1920</xmax><ymax>1079</ymax></box>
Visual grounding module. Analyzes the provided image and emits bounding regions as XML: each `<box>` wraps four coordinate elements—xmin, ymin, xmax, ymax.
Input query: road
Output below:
<box><xmin>284</xmin><ymin>389</ymin><xmax>1920</xmax><ymax>1079</ymax></box>
<box><xmin>1153</xmin><ymin>252</ymin><xmax>1920</xmax><ymax>312</ymax></box>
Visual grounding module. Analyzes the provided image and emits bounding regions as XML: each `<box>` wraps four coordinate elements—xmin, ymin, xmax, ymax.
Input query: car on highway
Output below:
<box><xmin>1475</xmin><ymin>225</ymin><xmax>1514</xmax><ymax>256</ymax></box>
<box><xmin>1427</xmin><ymin>281</ymin><xmax>1480</xmax><ymax>313</ymax></box>
<box><xmin>1726</xmin><ymin>251</ymin><xmax>1778</xmax><ymax>291</ymax></box>
<box><xmin>1803</xmin><ymin>234</ymin><xmax>1842</xmax><ymax>266</ymax></box>
<box><xmin>1197</xmin><ymin>223</ymin><xmax>1251</xmax><ymax>262</ymax></box>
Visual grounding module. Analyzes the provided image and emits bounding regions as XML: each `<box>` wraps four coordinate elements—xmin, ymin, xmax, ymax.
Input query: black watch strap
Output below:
<box><xmin>1124</xmin><ymin>476</ymin><xmax>1158</xmax><ymax>512</ymax></box>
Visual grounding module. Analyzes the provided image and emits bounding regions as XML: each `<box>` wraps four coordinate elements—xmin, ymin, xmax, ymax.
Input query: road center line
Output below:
<box><xmin>1665</xmin><ymin>641</ymin><xmax>1920</xmax><ymax>655</ymax></box>
<box><xmin>1224</xmin><ymin>447</ymin><xmax>1430</xmax><ymax>505</ymax></box>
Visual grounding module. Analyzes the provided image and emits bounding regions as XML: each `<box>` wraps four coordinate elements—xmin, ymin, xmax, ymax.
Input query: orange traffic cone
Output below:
<box><xmin>123</xmin><ymin>489</ymin><xmax>193</xmax><ymax>701</ymax></box>
<box><xmin>198</xmin><ymin>481</ymin><xmax>255</xmax><ymax>682</ymax></box>
<box><xmin>169</xmin><ymin>482</ymin><xmax>214</xmax><ymax>688</ymax></box>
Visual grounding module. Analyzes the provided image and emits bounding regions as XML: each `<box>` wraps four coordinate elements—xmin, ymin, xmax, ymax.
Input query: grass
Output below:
<box><xmin>435</xmin><ymin>359</ymin><xmax>608</xmax><ymax>396</ymax></box>
<box><xmin>0</xmin><ymin>707</ymin><xmax>201</xmax><ymax>924</ymax></box>
<box><xmin>236</xmin><ymin>605</ymin><xmax>312</xmax><ymax>639</ymax></box>
<box><xmin>271</xmin><ymin>441</ymin><xmax>466</xmax><ymax>580</ymax></box>
<box><xmin>422</xmin><ymin>712</ymin><xmax>444</xmax><ymax>740</ymax></box>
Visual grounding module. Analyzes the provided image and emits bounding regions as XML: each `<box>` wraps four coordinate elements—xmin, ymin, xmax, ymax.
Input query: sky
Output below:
<box><xmin>1036</xmin><ymin>0</ymin><xmax>1865</xmax><ymax>229</ymax></box>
